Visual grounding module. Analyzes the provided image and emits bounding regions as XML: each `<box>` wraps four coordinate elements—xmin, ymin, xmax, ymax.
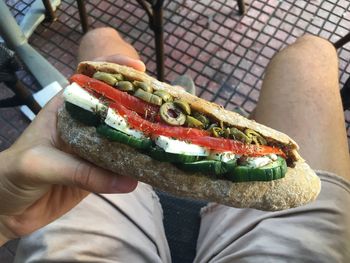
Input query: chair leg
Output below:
<box><xmin>0</xmin><ymin>80</ymin><xmax>41</xmax><ymax>114</ymax></box>
<box><xmin>341</xmin><ymin>76</ymin><xmax>350</xmax><ymax>111</ymax></box>
<box><xmin>42</xmin><ymin>0</ymin><xmax>57</xmax><ymax>22</ymax></box>
<box><xmin>77</xmin><ymin>0</ymin><xmax>88</xmax><ymax>33</ymax></box>
<box><xmin>151</xmin><ymin>3</ymin><xmax>165</xmax><ymax>81</ymax></box>
<box><xmin>15</xmin><ymin>81</ymin><xmax>42</xmax><ymax>114</ymax></box>
<box><xmin>334</xmin><ymin>32</ymin><xmax>350</xmax><ymax>49</ymax></box>
<box><xmin>236</xmin><ymin>0</ymin><xmax>246</xmax><ymax>15</ymax></box>
<box><xmin>136</xmin><ymin>0</ymin><xmax>165</xmax><ymax>81</ymax></box>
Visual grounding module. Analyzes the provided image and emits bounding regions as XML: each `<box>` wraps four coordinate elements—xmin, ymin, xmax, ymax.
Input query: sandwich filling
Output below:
<box><xmin>63</xmin><ymin>73</ymin><xmax>288</xmax><ymax>182</ymax></box>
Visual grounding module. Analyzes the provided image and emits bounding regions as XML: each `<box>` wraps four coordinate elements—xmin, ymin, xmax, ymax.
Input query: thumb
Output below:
<box><xmin>93</xmin><ymin>54</ymin><xmax>146</xmax><ymax>72</ymax></box>
<box><xmin>22</xmin><ymin>146</ymin><xmax>138</xmax><ymax>193</ymax></box>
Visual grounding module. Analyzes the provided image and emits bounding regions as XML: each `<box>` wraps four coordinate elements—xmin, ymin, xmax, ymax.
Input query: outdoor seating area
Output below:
<box><xmin>1</xmin><ymin>0</ymin><xmax>350</xmax><ymax>262</ymax></box>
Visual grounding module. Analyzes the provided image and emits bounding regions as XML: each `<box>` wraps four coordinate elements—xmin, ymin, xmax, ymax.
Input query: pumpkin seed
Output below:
<box><xmin>93</xmin><ymin>72</ymin><xmax>117</xmax><ymax>86</ymax></box>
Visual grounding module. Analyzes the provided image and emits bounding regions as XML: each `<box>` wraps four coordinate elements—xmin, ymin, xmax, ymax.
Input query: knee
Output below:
<box><xmin>296</xmin><ymin>34</ymin><xmax>335</xmax><ymax>53</ymax></box>
<box><xmin>273</xmin><ymin>34</ymin><xmax>337</xmax><ymax>66</ymax></box>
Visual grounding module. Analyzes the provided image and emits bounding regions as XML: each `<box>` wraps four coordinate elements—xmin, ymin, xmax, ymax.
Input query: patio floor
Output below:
<box><xmin>1</xmin><ymin>0</ymin><xmax>350</xmax><ymax>151</ymax></box>
<box><xmin>1</xmin><ymin>0</ymin><xmax>350</xmax><ymax>261</ymax></box>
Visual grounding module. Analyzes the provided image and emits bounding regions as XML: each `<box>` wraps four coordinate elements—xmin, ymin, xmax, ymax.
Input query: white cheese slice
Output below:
<box><xmin>63</xmin><ymin>82</ymin><xmax>275</xmax><ymax>162</ymax></box>
<box><xmin>63</xmin><ymin>82</ymin><xmax>106</xmax><ymax>112</ymax></box>
<box><xmin>155</xmin><ymin>135</ymin><xmax>209</xmax><ymax>156</ymax></box>
<box><xmin>105</xmin><ymin>108</ymin><xmax>145</xmax><ymax>139</ymax></box>
<box><xmin>64</xmin><ymin>82</ymin><xmax>144</xmax><ymax>139</ymax></box>
<box><xmin>208</xmin><ymin>151</ymin><xmax>238</xmax><ymax>162</ymax></box>
<box><xmin>268</xmin><ymin>154</ymin><xmax>278</xmax><ymax>161</ymax></box>
<box><xmin>245</xmin><ymin>156</ymin><xmax>273</xmax><ymax>168</ymax></box>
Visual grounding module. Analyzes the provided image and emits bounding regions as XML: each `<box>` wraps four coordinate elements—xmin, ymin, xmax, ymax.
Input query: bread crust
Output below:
<box><xmin>58</xmin><ymin>107</ymin><xmax>321</xmax><ymax>211</ymax></box>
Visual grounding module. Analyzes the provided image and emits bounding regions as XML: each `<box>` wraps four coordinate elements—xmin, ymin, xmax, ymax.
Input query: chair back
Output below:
<box><xmin>156</xmin><ymin>190</ymin><xmax>207</xmax><ymax>263</ymax></box>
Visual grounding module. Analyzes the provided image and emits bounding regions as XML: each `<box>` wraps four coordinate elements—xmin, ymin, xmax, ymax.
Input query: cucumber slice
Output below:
<box><xmin>177</xmin><ymin>160</ymin><xmax>234</xmax><ymax>176</ymax></box>
<box><xmin>65</xmin><ymin>102</ymin><xmax>100</xmax><ymax>126</ymax></box>
<box><xmin>96</xmin><ymin>125</ymin><xmax>152</xmax><ymax>150</ymax></box>
<box><xmin>225</xmin><ymin>156</ymin><xmax>287</xmax><ymax>182</ymax></box>
<box><xmin>148</xmin><ymin>146</ymin><xmax>202</xmax><ymax>163</ymax></box>
<box><xmin>222</xmin><ymin>160</ymin><xmax>238</xmax><ymax>171</ymax></box>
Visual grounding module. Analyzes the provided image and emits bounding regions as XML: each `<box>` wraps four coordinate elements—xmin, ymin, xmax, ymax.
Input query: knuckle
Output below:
<box><xmin>73</xmin><ymin>161</ymin><xmax>94</xmax><ymax>189</ymax></box>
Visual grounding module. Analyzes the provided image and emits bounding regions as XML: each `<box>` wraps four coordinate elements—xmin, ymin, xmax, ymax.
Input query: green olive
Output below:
<box><xmin>219</xmin><ymin>120</ymin><xmax>224</xmax><ymax>129</ymax></box>
<box><xmin>208</xmin><ymin>124</ymin><xmax>223</xmax><ymax>137</ymax></box>
<box><xmin>133</xmin><ymin>81</ymin><xmax>153</xmax><ymax>93</ymax></box>
<box><xmin>160</xmin><ymin>102</ymin><xmax>186</xmax><ymax>126</ymax></box>
<box><xmin>192</xmin><ymin>112</ymin><xmax>209</xmax><ymax>128</ymax></box>
<box><xmin>213</xmin><ymin>127</ymin><xmax>224</xmax><ymax>137</ymax></box>
<box><xmin>93</xmin><ymin>72</ymin><xmax>117</xmax><ymax>86</ymax></box>
<box><xmin>244</xmin><ymin>129</ymin><xmax>267</xmax><ymax>145</ymax></box>
<box><xmin>207</xmin><ymin>123</ymin><xmax>218</xmax><ymax>131</ymax></box>
<box><xmin>149</xmin><ymin>94</ymin><xmax>163</xmax><ymax>106</ymax></box>
<box><xmin>231</xmin><ymin>128</ymin><xmax>251</xmax><ymax>143</ymax></box>
<box><xmin>154</xmin><ymin>90</ymin><xmax>173</xmax><ymax>102</ymax></box>
<box><xmin>117</xmin><ymin>81</ymin><xmax>135</xmax><ymax>92</ymax></box>
<box><xmin>134</xmin><ymin>89</ymin><xmax>162</xmax><ymax>106</ymax></box>
<box><xmin>174</xmin><ymin>100</ymin><xmax>191</xmax><ymax>115</ymax></box>
<box><xmin>223</xmin><ymin>127</ymin><xmax>231</xmax><ymax>138</ymax></box>
<box><xmin>112</xmin><ymin>73</ymin><xmax>124</xmax><ymax>81</ymax></box>
<box><xmin>185</xmin><ymin>116</ymin><xmax>204</xmax><ymax>128</ymax></box>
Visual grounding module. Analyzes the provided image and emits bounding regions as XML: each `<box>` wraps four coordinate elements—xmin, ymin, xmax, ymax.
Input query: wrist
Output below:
<box><xmin>0</xmin><ymin>150</ymin><xmax>17</xmax><ymax>246</ymax></box>
<box><xmin>0</xmin><ymin>220</ymin><xmax>10</xmax><ymax>247</ymax></box>
<box><xmin>0</xmin><ymin>152</ymin><xmax>9</xmax><ymax>247</ymax></box>
<box><xmin>0</xmin><ymin>233</ymin><xmax>9</xmax><ymax>247</ymax></box>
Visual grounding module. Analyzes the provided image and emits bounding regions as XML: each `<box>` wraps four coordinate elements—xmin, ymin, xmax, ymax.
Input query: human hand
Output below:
<box><xmin>0</xmin><ymin>55</ymin><xmax>144</xmax><ymax>246</ymax></box>
<box><xmin>92</xmin><ymin>54</ymin><xmax>146</xmax><ymax>72</ymax></box>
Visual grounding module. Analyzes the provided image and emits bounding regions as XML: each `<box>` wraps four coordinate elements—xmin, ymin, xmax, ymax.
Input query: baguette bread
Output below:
<box><xmin>57</xmin><ymin>61</ymin><xmax>321</xmax><ymax>211</ymax></box>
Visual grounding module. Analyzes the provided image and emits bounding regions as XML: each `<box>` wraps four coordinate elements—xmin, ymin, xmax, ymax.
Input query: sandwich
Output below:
<box><xmin>57</xmin><ymin>61</ymin><xmax>321</xmax><ymax>211</ymax></box>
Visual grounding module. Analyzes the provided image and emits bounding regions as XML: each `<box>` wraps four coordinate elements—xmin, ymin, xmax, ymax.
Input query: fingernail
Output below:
<box><xmin>135</xmin><ymin>60</ymin><xmax>146</xmax><ymax>72</ymax></box>
<box><xmin>109</xmin><ymin>176</ymin><xmax>138</xmax><ymax>193</ymax></box>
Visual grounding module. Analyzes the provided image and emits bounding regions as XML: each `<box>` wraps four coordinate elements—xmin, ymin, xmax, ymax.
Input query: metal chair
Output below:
<box><xmin>129</xmin><ymin>0</ymin><xmax>246</xmax><ymax>81</ymax></box>
<box><xmin>333</xmin><ymin>34</ymin><xmax>350</xmax><ymax>111</ymax></box>
<box><xmin>0</xmin><ymin>43</ymin><xmax>41</xmax><ymax>114</ymax></box>
<box><xmin>0</xmin><ymin>0</ymin><xmax>68</xmax><ymax>115</ymax></box>
<box><xmin>1</xmin><ymin>0</ymin><xmax>247</xmax><ymax>112</ymax></box>
<box><xmin>64</xmin><ymin>0</ymin><xmax>247</xmax><ymax>81</ymax></box>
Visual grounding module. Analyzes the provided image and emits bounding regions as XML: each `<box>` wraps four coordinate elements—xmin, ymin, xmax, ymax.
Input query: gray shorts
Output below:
<box><xmin>14</xmin><ymin>171</ymin><xmax>350</xmax><ymax>263</ymax></box>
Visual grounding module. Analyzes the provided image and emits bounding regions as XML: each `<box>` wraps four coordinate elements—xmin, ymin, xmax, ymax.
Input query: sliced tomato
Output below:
<box><xmin>110</xmin><ymin>102</ymin><xmax>209</xmax><ymax>138</ymax></box>
<box><xmin>110</xmin><ymin>103</ymin><xmax>285</xmax><ymax>157</ymax></box>
<box><xmin>188</xmin><ymin>136</ymin><xmax>285</xmax><ymax>157</ymax></box>
<box><xmin>70</xmin><ymin>74</ymin><xmax>285</xmax><ymax>157</ymax></box>
<box><xmin>70</xmin><ymin>74</ymin><xmax>160</xmax><ymax>120</ymax></box>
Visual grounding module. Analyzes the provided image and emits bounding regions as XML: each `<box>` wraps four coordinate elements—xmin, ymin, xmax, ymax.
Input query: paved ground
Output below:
<box><xmin>1</xmin><ymin>0</ymin><xmax>350</xmax><ymax>260</ymax></box>
<box><xmin>1</xmin><ymin>0</ymin><xmax>350</xmax><ymax>152</ymax></box>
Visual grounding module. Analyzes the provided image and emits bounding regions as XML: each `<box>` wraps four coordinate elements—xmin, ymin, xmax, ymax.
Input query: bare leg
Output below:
<box><xmin>77</xmin><ymin>27</ymin><xmax>145</xmax><ymax>73</ymax></box>
<box><xmin>195</xmin><ymin>36</ymin><xmax>350</xmax><ymax>263</ymax></box>
<box><xmin>78</xmin><ymin>27</ymin><xmax>140</xmax><ymax>61</ymax></box>
<box><xmin>253</xmin><ymin>35</ymin><xmax>350</xmax><ymax>180</ymax></box>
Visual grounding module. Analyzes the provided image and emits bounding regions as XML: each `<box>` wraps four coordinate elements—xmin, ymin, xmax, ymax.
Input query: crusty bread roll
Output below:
<box><xmin>57</xmin><ymin>61</ymin><xmax>321</xmax><ymax>211</ymax></box>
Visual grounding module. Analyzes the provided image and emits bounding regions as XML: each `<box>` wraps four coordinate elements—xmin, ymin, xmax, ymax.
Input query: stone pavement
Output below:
<box><xmin>1</xmin><ymin>0</ymin><xmax>350</xmax><ymax>152</ymax></box>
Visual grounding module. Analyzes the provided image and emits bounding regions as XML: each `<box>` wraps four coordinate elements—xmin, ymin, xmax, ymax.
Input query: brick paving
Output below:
<box><xmin>1</xmin><ymin>0</ymin><xmax>350</xmax><ymax>150</ymax></box>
